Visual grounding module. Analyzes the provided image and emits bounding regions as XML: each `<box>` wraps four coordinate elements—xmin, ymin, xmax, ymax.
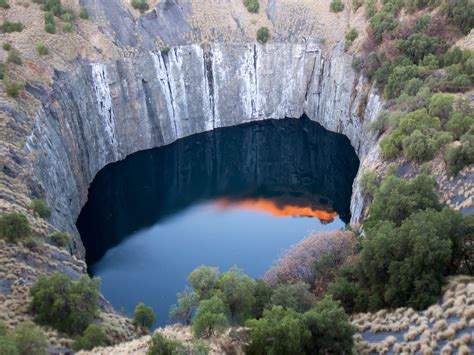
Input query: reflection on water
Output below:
<box><xmin>76</xmin><ymin>117</ymin><xmax>359</xmax><ymax>327</ymax></box>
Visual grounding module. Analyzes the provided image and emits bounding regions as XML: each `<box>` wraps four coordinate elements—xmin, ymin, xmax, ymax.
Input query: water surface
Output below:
<box><xmin>77</xmin><ymin>117</ymin><xmax>359</xmax><ymax>326</ymax></box>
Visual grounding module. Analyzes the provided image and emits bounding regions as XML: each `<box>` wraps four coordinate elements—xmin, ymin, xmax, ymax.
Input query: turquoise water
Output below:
<box><xmin>77</xmin><ymin>117</ymin><xmax>359</xmax><ymax>327</ymax></box>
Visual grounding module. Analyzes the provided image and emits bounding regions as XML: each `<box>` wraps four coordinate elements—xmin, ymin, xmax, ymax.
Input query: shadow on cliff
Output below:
<box><xmin>76</xmin><ymin>117</ymin><xmax>359</xmax><ymax>265</ymax></box>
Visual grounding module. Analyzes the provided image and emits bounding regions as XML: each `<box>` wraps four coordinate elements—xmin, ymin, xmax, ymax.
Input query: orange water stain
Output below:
<box><xmin>214</xmin><ymin>198</ymin><xmax>337</xmax><ymax>223</ymax></box>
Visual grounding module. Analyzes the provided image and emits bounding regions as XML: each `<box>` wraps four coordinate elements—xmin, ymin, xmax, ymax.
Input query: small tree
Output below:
<box><xmin>192</xmin><ymin>295</ymin><xmax>229</xmax><ymax>338</ymax></box>
<box><xmin>169</xmin><ymin>289</ymin><xmax>199</xmax><ymax>325</ymax></box>
<box><xmin>133</xmin><ymin>302</ymin><xmax>156</xmax><ymax>329</ymax></box>
<box><xmin>269</xmin><ymin>282</ymin><xmax>316</xmax><ymax>313</ymax></box>
<box><xmin>14</xmin><ymin>321</ymin><xmax>48</xmax><ymax>355</ymax></box>
<box><xmin>330</xmin><ymin>0</ymin><xmax>344</xmax><ymax>12</ymax></box>
<box><xmin>428</xmin><ymin>93</ymin><xmax>455</xmax><ymax>122</ymax></box>
<box><xmin>147</xmin><ymin>332</ymin><xmax>185</xmax><ymax>355</ymax></box>
<box><xmin>73</xmin><ymin>324</ymin><xmax>107</xmax><ymax>351</ymax></box>
<box><xmin>188</xmin><ymin>265</ymin><xmax>220</xmax><ymax>300</ymax></box>
<box><xmin>0</xmin><ymin>212</ymin><xmax>31</xmax><ymax>242</ymax></box>
<box><xmin>256</xmin><ymin>27</ymin><xmax>270</xmax><ymax>44</ymax></box>
<box><xmin>30</xmin><ymin>199</ymin><xmax>51</xmax><ymax>219</ymax></box>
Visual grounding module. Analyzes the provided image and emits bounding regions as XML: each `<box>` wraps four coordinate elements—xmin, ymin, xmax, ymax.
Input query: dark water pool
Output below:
<box><xmin>76</xmin><ymin>117</ymin><xmax>359</xmax><ymax>327</ymax></box>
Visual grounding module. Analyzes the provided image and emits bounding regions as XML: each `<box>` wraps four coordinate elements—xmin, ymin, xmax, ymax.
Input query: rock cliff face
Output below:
<box><xmin>24</xmin><ymin>40</ymin><xmax>382</xmax><ymax>253</ymax></box>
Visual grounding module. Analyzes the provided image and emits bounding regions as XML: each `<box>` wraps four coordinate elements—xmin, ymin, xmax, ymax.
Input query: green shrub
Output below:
<box><xmin>188</xmin><ymin>266</ymin><xmax>220</xmax><ymax>299</ymax></box>
<box><xmin>0</xmin><ymin>0</ymin><xmax>10</xmax><ymax>9</ymax></box>
<box><xmin>0</xmin><ymin>62</ymin><xmax>5</xmax><ymax>80</ymax></box>
<box><xmin>62</xmin><ymin>22</ymin><xmax>73</xmax><ymax>32</ymax></box>
<box><xmin>29</xmin><ymin>272</ymin><xmax>100</xmax><ymax>335</ymax></box>
<box><xmin>147</xmin><ymin>332</ymin><xmax>185</xmax><ymax>355</ymax></box>
<box><xmin>30</xmin><ymin>199</ymin><xmax>51</xmax><ymax>219</ymax></box>
<box><xmin>344</xmin><ymin>28</ymin><xmax>358</xmax><ymax>49</ymax></box>
<box><xmin>36</xmin><ymin>43</ymin><xmax>49</xmax><ymax>55</ymax></box>
<box><xmin>351</xmin><ymin>56</ymin><xmax>364</xmax><ymax>72</ymax></box>
<box><xmin>161</xmin><ymin>46</ymin><xmax>170</xmax><ymax>55</ymax></box>
<box><xmin>243</xmin><ymin>0</ymin><xmax>259</xmax><ymax>13</ymax></box>
<box><xmin>364</xmin><ymin>0</ymin><xmax>377</xmax><ymax>18</ymax></box>
<box><xmin>359</xmin><ymin>169</ymin><xmax>379</xmax><ymax>197</ymax></box>
<box><xmin>50</xmin><ymin>231</ymin><xmax>70</xmax><ymax>247</ymax></box>
<box><xmin>256</xmin><ymin>27</ymin><xmax>270</xmax><ymax>44</ymax></box>
<box><xmin>446</xmin><ymin>112</ymin><xmax>474</xmax><ymax>139</ymax></box>
<box><xmin>44</xmin><ymin>22</ymin><xmax>56</xmax><ymax>34</ymax></box>
<box><xmin>14</xmin><ymin>321</ymin><xmax>48</xmax><ymax>355</ymax></box>
<box><xmin>246</xmin><ymin>306</ymin><xmax>309</xmax><ymax>355</ymax></box>
<box><xmin>446</xmin><ymin>133</ymin><xmax>474</xmax><ymax>175</ymax></box>
<box><xmin>330</xmin><ymin>0</ymin><xmax>344</xmax><ymax>12</ymax></box>
<box><xmin>0</xmin><ymin>21</ymin><xmax>24</xmax><ymax>33</ymax></box>
<box><xmin>169</xmin><ymin>289</ymin><xmax>199</xmax><ymax>325</ymax></box>
<box><xmin>44</xmin><ymin>11</ymin><xmax>54</xmax><ymax>24</ymax></box>
<box><xmin>384</xmin><ymin>65</ymin><xmax>419</xmax><ymax>99</ymax></box>
<box><xmin>402</xmin><ymin>129</ymin><xmax>437</xmax><ymax>162</ymax></box>
<box><xmin>352</xmin><ymin>0</ymin><xmax>363</xmax><ymax>11</ymax></box>
<box><xmin>2</xmin><ymin>43</ymin><xmax>11</xmax><ymax>50</ymax></box>
<box><xmin>380</xmin><ymin>133</ymin><xmax>402</xmax><ymax>159</ymax></box>
<box><xmin>252</xmin><ymin>279</ymin><xmax>273</xmax><ymax>319</ymax></box>
<box><xmin>0</xmin><ymin>334</ymin><xmax>17</xmax><ymax>355</ymax></box>
<box><xmin>42</xmin><ymin>0</ymin><xmax>62</xmax><ymax>15</ymax></box>
<box><xmin>192</xmin><ymin>295</ymin><xmax>229</xmax><ymax>338</ymax></box>
<box><xmin>428</xmin><ymin>93</ymin><xmax>455</xmax><ymax>121</ymax></box>
<box><xmin>61</xmin><ymin>12</ymin><xmax>73</xmax><ymax>22</ymax></box>
<box><xmin>7</xmin><ymin>49</ymin><xmax>22</xmax><ymax>65</ymax></box>
<box><xmin>4</xmin><ymin>75</ymin><xmax>24</xmax><ymax>97</ymax></box>
<box><xmin>328</xmin><ymin>266</ymin><xmax>368</xmax><ymax>313</ymax></box>
<box><xmin>269</xmin><ymin>281</ymin><xmax>316</xmax><ymax>313</ymax></box>
<box><xmin>0</xmin><ymin>212</ymin><xmax>31</xmax><ymax>242</ymax></box>
<box><xmin>368</xmin><ymin>11</ymin><xmax>399</xmax><ymax>43</ymax></box>
<box><xmin>131</xmin><ymin>0</ymin><xmax>149</xmax><ymax>12</ymax></box>
<box><xmin>79</xmin><ymin>7</ymin><xmax>88</xmax><ymax>19</ymax></box>
<box><xmin>217</xmin><ymin>268</ymin><xmax>256</xmax><ymax>324</ymax></box>
<box><xmin>303</xmin><ymin>296</ymin><xmax>355</xmax><ymax>354</ymax></box>
<box><xmin>73</xmin><ymin>324</ymin><xmax>107</xmax><ymax>351</ymax></box>
<box><xmin>133</xmin><ymin>302</ymin><xmax>156</xmax><ymax>329</ymax></box>
<box><xmin>441</xmin><ymin>0</ymin><xmax>474</xmax><ymax>35</ymax></box>
<box><xmin>399</xmin><ymin>33</ymin><xmax>441</xmax><ymax>64</ymax></box>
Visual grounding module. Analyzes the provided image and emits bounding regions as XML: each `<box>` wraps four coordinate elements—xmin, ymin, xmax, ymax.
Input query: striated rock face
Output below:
<box><xmin>24</xmin><ymin>40</ymin><xmax>382</xmax><ymax>253</ymax></box>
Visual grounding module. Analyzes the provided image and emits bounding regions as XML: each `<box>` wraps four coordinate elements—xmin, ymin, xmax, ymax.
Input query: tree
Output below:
<box><xmin>399</xmin><ymin>33</ymin><xmax>441</xmax><ymax>64</ymax></box>
<box><xmin>29</xmin><ymin>199</ymin><xmax>51</xmax><ymax>219</ymax></box>
<box><xmin>133</xmin><ymin>302</ymin><xmax>156</xmax><ymax>330</ymax></box>
<box><xmin>217</xmin><ymin>268</ymin><xmax>255</xmax><ymax>324</ymax></box>
<box><xmin>368</xmin><ymin>11</ymin><xmax>399</xmax><ymax>43</ymax></box>
<box><xmin>269</xmin><ymin>282</ymin><xmax>316</xmax><ymax>313</ymax></box>
<box><xmin>359</xmin><ymin>169</ymin><xmax>380</xmax><ymax>197</ymax></box>
<box><xmin>246</xmin><ymin>306</ymin><xmax>310</xmax><ymax>355</ymax></box>
<box><xmin>252</xmin><ymin>280</ymin><xmax>273</xmax><ymax>319</ymax></box>
<box><xmin>169</xmin><ymin>288</ymin><xmax>199</xmax><ymax>325</ymax></box>
<box><xmin>188</xmin><ymin>266</ymin><xmax>220</xmax><ymax>300</ymax></box>
<box><xmin>441</xmin><ymin>0</ymin><xmax>474</xmax><ymax>35</ymax></box>
<box><xmin>14</xmin><ymin>321</ymin><xmax>47</xmax><ymax>355</ymax></box>
<box><xmin>446</xmin><ymin>112</ymin><xmax>474</xmax><ymax>140</ymax></box>
<box><xmin>402</xmin><ymin>129</ymin><xmax>437</xmax><ymax>162</ymax></box>
<box><xmin>328</xmin><ymin>265</ymin><xmax>368</xmax><ymax>313</ymax></box>
<box><xmin>192</xmin><ymin>295</ymin><xmax>229</xmax><ymax>338</ymax></box>
<box><xmin>256</xmin><ymin>27</ymin><xmax>270</xmax><ymax>44</ymax></box>
<box><xmin>384</xmin><ymin>65</ymin><xmax>419</xmax><ymax>99</ymax></box>
<box><xmin>428</xmin><ymin>93</ymin><xmax>455</xmax><ymax>122</ymax></box>
<box><xmin>29</xmin><ymin>273</ymin><xmax>100</xmax><ymax>335</ymax></box>
<box><xmin>73</xmin><ymin>324</ymin><xmax>107</xmax><ymax>351</ymax></box>
<box><xmin>0</xmin><ymin>213</ymin><xmax>31</xmax><ymax>242</ymax></box>
<box><xmin>147</xmin><ymin>332</ymin><xmax>185</xmax><ymax>355</ymax></box>
<box><xmin>303</xmin><ymin>296</ymin><xmax>355</xmax><ymax>354</ymax></box>
<box><xmin>366</xmin><ymin>174</ymin><xmax>441</xmax><ymax>227</ymax></box>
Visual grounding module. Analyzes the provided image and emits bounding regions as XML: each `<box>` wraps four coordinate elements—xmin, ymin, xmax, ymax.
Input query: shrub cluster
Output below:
<box><xmin>0</xmin><ymin>0</ymin><xmax>9</xmax><ymax>9</ymax></box>
<box><xmin>0</xmin><ymin>21</ymin><xmax>24</xmax><ymax>33</ymax></box>
<box><xmin>73</xmin><ymin>324</ymin><xmax>107</xmax><ymax>351</ymax></box>
<box><xmin>243</xmin><ymin>0</ymin><xmax>259</xmax><ymax>13</ymax></box>
<box><xmin>0</xmin><ymin>212</ymin><xmax>31</xmax><ymax>242</ymax></box>
<box><xmin>0</xmin><ymin>321</ymin><xmax>48</xmax><ymax>355</ymax></box>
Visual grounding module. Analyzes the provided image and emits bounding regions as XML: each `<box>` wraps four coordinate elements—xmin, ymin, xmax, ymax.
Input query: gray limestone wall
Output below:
<box><xmin>24</xmin><ymin>40</ymin><xmax>383</xmax><ymax>253</ymax></box>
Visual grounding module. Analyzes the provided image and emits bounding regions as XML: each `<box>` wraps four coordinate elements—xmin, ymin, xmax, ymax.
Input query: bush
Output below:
<box><xmin>0</xmin><ymin>334</ymin><xmax>17</xmax><ymax>355</ymax></box>
<box><xmin>252</xmin><ymin>279</ymin><xmax>272</xmax><ymax>319</ymax></box>
<box><xmin>366</xmin><ymin>174</ymin><xmax>441</xmax><ymax>227</ymax></box>
<box><xmin>328</xmin><ymin>266</ymin><xmax>368</xmax><ymax>313</ymax></box>
<box><xmin>256</xmin><ymin>27</ymin><xmax>270</xmax><ymax>44</ymax></box>
<box><xmin>2</xmin><ymin>43</ymin><xmax>11</xmax><ymax>51</ymax></box>
<box><xmin>303</xmin><ymin>296</ymin><xmax>355</xmax><ymax>354</ymax></box>
<box><xmin>36</xmin><ymin>43</ymin><xmax>49</xmax><ymax>56</ymax></box>
<box><xmin>446</xmin><ymin>133</ymin><xmax>474</xmax><ymax>175</ymax></box>
<box><xmin>246</xmin><ymin>306</ymin><xmax>309</xmax><ymax>355</ymax></box>
<box><xmin>243</xmin><ymin>0</ymin><xmax>259</xmax><ymax>13</ymax></box>
<box><xmin>14</xmin><ymin>321</ymin><xmax>48</xmax><ymax>355</ymax></box>
<box><xmin>29</xmin><ymin>199</ymin><xmax>51</xmax><ymax>219</ymax></box>
<box><xmin>330</xmin><ymin>0</ymin><xmax>344</xmax><ymax>12</ymax></box>
<box><xmin>398</xmin><ymin>33</ymin><xmax>441</xmax><ymax>64</ymax></box>
<box><xmin>269</xmin><ymin>282</ymin><xmax>316</xmax><ymax>313</ymax></box>
<box><xmin>50</xmin><ymin>231</ymin><xmax>70</xmax><ymax>247</ymax></box>
<box><xmin>42</xmin><ymin>0</ymin><xmax>62</xmax><ymax>15</ymax></box>
<box><xmin>4</xmin><ymin>76</ymin><xmax>24</xmax><ymax>97</ymax></box>
<box><xmin>133</xmin><ymin>302</ymin><xmax>156</xmax><ymax>329</ymax></box>
<box><xmin>384</xmin><ymin>65</ymin><xmax>419</xmax><ymax>99</ymax></box>
<box><xmin>131</xmin><ymin>0</ymin><xmax>149</xmax><ymax>12</ymax></box>
<box><xmin>44</xmin><ymin>22</ymin><xmax>56</xmax><ymax>34</ymax></box>
<box><xmin>368</xmin><ymin>11</ymin><xmax>399</xmax><ymax>43</ymax></box>
<box><xmin>7</xmin><ymin>49</ymin><xmax>22</xmax><ymax>65</ymax></box>
<box><xmin>29</xmin><ymin>272</ymin><xmax>100</xmax><ymax>335</ymax></box>
<box><xmin>0</xmin><ymin>62</ymin><xmax>4</xmax><ymax>80</ymax></box>
<box><xmin>441</xmin><ymin>0</ymin><xmax>474</xmax><ymax>35</ymax></box>
<box><xmin>169</xmin><ymin>289</ymin><xmax>198</xmax><ymax>325</ymax></box>
<box><xmin>0</xmin><ymin>21</ymin><xmax>24</xmax><ymax>33</ymax></box>
<box><xmin>0</xmin><ymin>212</ymin><xmax>31</xmax><ymax>242</ymax></box>
<box><xmin>360</xmin><ymin>170</ymin><xmax>379</xmax><ymax>197</ymax></box>
<box><xmin>364</xmin><ymin>0</ymin><xmax>377</xmax><ymax>18</ymax></box>
<box><xmin>192</xmin><ymin>295</ymin><xmax>229</xmax><ymax>338</ymax></box>
<box><xmin>73</xmin><ymin>324</ymin><xmax>107</xmax><ymax>351</ymax></box>
<box><xmin>352</xmin><ymin>0</ymin><xmax>363</xmax><ymax>10</ymax></box>
<box><xmin>0</xmin><ymin>0</ymin><xmax>9</xmax><ymax>9</ymax></box>
<box><xmin>188</xmin><ymin>266</ymin><xmax>220</xmax><ymax>300</ymax></box>
<box><xmin>380</xmin><ymin>133</ymin><xmax>402</xmax><ymax>159</ymax></box>
<box><xmin>446</xmin><ymin>112</ymin><xmax>474</xmax><ymax>140</ymax></box>
<box><xmin>402</xmin><ymin>129</ymin><xmax>437</xmax><ymax>162</ymax></box>
<box><xmin>147</xmin><ymin>332</ymin><xmax>185</xmax><ymax>355</ymax></box>
<box><xmin>428</xmin><ymin>93</ymin><xmax>455</xmax><ymax>121</ymax></box>
<box><xmin>61</xmin><ymin>12</ymin><xmax>73</xmax><ymax>22</ymax></box>
<box><xmin>218</xmin><ymin>268</ymin><xmax>255</xmax><ymax>324</ymax></box>
<box><xmin>79</xmin><ymin>7</ymin><xmax>89</xmax><ymax>19</ymax></box>
<box><xmin>62</xmin><ymin>22</ymin><xmax>73</xmax><ymax>32</ymax></box>
<box><xmin>344</xmin><ymin>28</ymin><xmax>358</xmax><ymax>49</ymax></box>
